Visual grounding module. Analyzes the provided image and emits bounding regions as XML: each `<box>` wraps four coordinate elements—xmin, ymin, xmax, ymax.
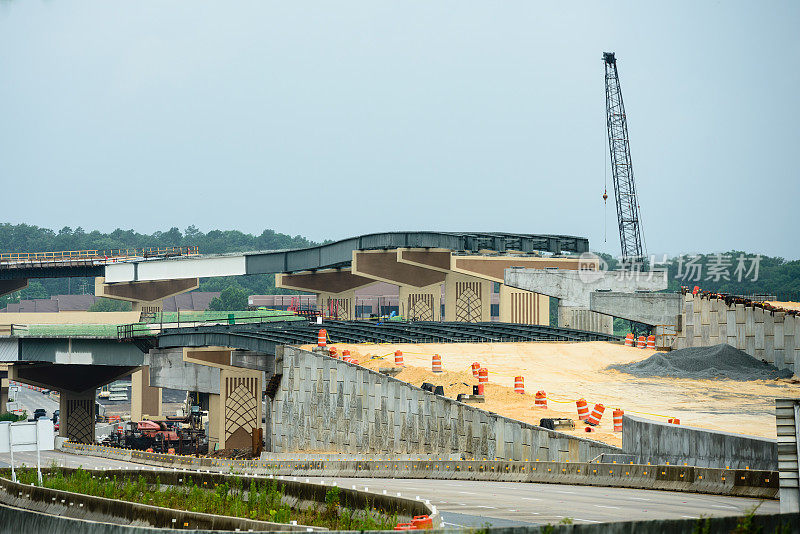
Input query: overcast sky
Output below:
<box><xmin>1</xmin><ymin>1</ymin><xmax>797</xmax><ymax>258</ymax></box>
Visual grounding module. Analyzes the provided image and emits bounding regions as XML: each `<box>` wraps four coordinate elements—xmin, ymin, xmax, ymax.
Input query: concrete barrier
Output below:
<box><xmin>1</xmin><ymin>499</ymin><xmax>798</xmax><ymax>534</ymax></box>
<box><xmin>622</xmin><ymin>414</ymin><xmax>777</xmax><ymax>470</ymax></box>
<box><xmin>269</xmin><ymin>347</ymin><xmax>619</xmax><ymax>462</ymax></box>
<box><xmin>63</xmin><ymin>443</ymin><xmax>778</xmax><ymax>499</ymax></box>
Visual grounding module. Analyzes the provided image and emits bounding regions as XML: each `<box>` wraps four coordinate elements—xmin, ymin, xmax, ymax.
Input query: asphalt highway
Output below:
<box><xmin>0</xmin><ymin>450</ymin><xmax>777</xmax><ymax>527</ymax></box>
<box><xmin>0</xmin><ymin>389</ymin><xmax>779</xmax><ymax>527</ymax></box>
<box><xmin>8</xmin><ymin>384</ymin><xmax>59</xmax><ymax>419</ymax></box>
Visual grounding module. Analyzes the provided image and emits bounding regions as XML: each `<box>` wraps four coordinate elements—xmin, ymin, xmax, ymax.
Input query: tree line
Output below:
<box><xmin>1</xmin><ymin>223</ymin><xmax>798</xmax><ymax>311</ymax></box>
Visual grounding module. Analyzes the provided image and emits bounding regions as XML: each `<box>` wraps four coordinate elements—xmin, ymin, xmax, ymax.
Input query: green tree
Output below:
<box><xmin>208</xmin><ymin>286</ymin><xmax>249</xmax><ymax>311</ymax></box>
<box><xmin>88</xmin><ymin>298</ymin><xmax>133</xmax><ymax>312</ymax></box>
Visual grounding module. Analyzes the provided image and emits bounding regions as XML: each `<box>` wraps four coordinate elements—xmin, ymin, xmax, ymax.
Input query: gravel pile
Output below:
<box><xmin>609</xmin><ymin>343</ymin><xmax>794</xmax><ymax>381</ymax></box>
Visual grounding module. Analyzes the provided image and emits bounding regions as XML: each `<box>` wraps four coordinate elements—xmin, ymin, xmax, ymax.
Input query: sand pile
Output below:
<box><xmin>609</xmin><ymin>344</ymin><xmax>794</xmax><ymax>381</ymax></box>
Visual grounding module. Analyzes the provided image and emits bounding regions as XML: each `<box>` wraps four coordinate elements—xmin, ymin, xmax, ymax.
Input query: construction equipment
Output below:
<box><xmin>603</xmin><ymin>52</ymin><xmax>645</xmax><ymax>265</ymax></box>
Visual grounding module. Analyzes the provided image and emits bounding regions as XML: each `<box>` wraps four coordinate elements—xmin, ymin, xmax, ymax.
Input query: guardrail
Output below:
<box><xmin>0</xmin><ymin>246</ymin><xmax>199</xmax><ymax>265</ymax></box>
<box><xmin>117</xmin><ymin>312</ymin><xmax>301</xmax><ymax>340</ymax></box>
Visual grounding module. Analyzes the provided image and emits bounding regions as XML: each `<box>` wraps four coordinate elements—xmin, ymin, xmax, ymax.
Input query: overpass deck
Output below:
<box><xmin>124</xmin><ymin>319</ymin><xmax>620</xmax><ymax>353</ymax></box>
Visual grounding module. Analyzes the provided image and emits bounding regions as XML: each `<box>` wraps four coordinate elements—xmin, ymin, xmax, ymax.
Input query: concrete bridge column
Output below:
<box><xmin>499</xmin><ymin>284</ymin><xmax>549</xmax><ymax>325</ymax></box>
<box><xmin>206</xmin><ymin>367</ymin><xmax>262</xmax><ymax>452</ymax></box>
<box><xmin>398</xmin><ymin>283</ymin><xmax>442</xmax><ymax>321</ymax></box>
<box><xmin>131</xmin><ymin>366</ymin><xmax>162</xmax><ymax>421</ymax></box>
<box><xmin>317</xmin><ymin>290</ymin><xmax>357</xmax><ymax>320</ymax></box>
<box><xmin>0</xmin><ymin>373</ymin><xmax>8</xmax><ymax>415</ymax></box>
<box><xmin>59</xmin><ymin>390</ymin><xmax>96</xmax><ymax>444</ymax></box>
<box><xmin>444</xmin><ymin>272</ymin><xmax>491</xmax><ymax>323</ymax></box>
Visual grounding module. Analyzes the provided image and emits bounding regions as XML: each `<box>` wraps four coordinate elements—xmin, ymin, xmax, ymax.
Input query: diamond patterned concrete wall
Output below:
<box><xmin>65</xmin><ymin>397</ymin><xmax>93</xmax><ymax>444</ymax></box>
<box><xmin>223</xmin><ymin>373</ymin><xmax>260</xmax><ymax>449</ymax></box>
<box><xmin>269</xmin><ymin>347</ymin><xmax>619</xmax><ymax>461</ymax></box>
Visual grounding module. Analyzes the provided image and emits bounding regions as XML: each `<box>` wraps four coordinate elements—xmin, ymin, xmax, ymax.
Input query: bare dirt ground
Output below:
<box><xmin>302</xmin><ymin>341</ymin><xmax>800</xmax><ymax>448</ymax></box>
<box><xmin>767</xmin><ymin>301</ymin><xmax>800</xmax><ymax>312</ymax></box>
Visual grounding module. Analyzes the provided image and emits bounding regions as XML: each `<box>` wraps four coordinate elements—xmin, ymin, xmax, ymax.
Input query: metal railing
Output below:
<box><xmin>0</xmin><ymin>246</ymin><xmax>199</xmax><ymax>265</ymax></box>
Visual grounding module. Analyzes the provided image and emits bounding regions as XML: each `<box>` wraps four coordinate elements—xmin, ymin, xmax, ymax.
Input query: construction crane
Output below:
<box><xmin>603</xmin><ymin>52</ymin><xmax>644</xmax><ymax>265</ymax></box>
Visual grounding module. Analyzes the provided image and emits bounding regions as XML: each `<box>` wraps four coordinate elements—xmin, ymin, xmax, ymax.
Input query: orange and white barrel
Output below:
<box><xmin>576</xmin><ymin>398</ymin><xmax>589</xmax><ymax>421</ymax></box>
<box><xmin>668</xmin><ymin>418</ymin><xmax>681</xmax><ymax>425</ymax></box>
<box><xmin>514</xmin><ymin>376</ymin><xmax>524</xmax><ymax>394</ymax></box>
<box><xmin>432</xmin><ymin>354</ymin><xmax>442</xmax><ymax>373</ymax></box>
<box><xmin>394</xmin><ymin>350</ymin><xmax>404</xmax><ymax>367</ymax></box>
<box><xmin>624</xmin><ymin>333</ymin><xmax>634</xmax><ymax>347</ymax></box>
<box><xmin>317</xmin><ymin>329</ymin><xmax>327</xmax><ymax>347</ymax></box>
<box><xmin>342</xmin><ymin>350</ymin><xmax>350</xmax><ymax>357</ymax></box>
<box><xmin>478</xmin><ymin>368</ymin><xmax>488</xmax><ymax>383</ymax></box>
<box><xmin>637</xmin><ymin>335</ymin><xmax>646</xmax><ymax>348</ymax></box>
<box><xmin>646</xmin><ymin>335</ymin><xmax>656</xmax><ymax>349</ymax></box>
<box><xmin>328</xmin><ymin>346</ymin><xmax>338</xmax><ymax>358</ymax></box>
<box><xmin>613</xmin><ymin>409</ymin><xmax>624</xmax><ymax>432</ymax></box>
<box><xmin>587</xmin><ymin>403</ymin><xmax>605</xmax><ymax>425</ymax></box>
<box><xmin>534</xmin><ymin>390</ymin><xmax>547</xmax><ymax>408</ymax></box>
<box><xmin>471</xmin><ymin>362</ymin><xmax>481</xmax><ymax>377</ymax></box>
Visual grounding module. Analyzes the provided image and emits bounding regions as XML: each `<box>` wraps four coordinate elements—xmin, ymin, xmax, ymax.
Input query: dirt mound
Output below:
<box><xmin>609</xmin><ymin>344</ymin><xmax>794</xmax><ymax>381</ymax></box>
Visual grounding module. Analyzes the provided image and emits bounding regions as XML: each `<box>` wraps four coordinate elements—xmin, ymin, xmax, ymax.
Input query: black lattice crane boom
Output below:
<box><xmin>603</xmin><ymin>51</ymin><xmax>644</xmax><ymax>264</ymax></box>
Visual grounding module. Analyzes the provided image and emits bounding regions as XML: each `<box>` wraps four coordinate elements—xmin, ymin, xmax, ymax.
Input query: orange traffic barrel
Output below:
<box><xmin>613</xmin><ymin>409</ymin><xmax>624</xmax><ymax>432</ymax></box>
<box><xmin>146</xmin><ymin>448</ymin><xmax>154</xmax><ymax>453</ymax></box>
<box><xmin>668</xmin><ymin>418</ymin><xmax>681</xmax><ymax>425</ymax></box>
<box><xmin>475</xmin><ymin>383</ymin><xmax>484</xmax><ymax>395</ymax></box>
<box><xmin>646</xmin><ymin>335</ymin><xmax>656</xmax><ymax>349</ymax></box>
<box><xmin>342</xmin><ymin>356</ymin><xmax>352</xmax><ymax>363</ymax></box>
<box><xmin>514</xmin><ymin>376</ymin><xmax>524</xmax><ymax>394</ymax></box>
<box><xmin>411</xmin><ymin>515</ymin><xmax>433</xmax><ymax>530</ymax></box>
<box><xmin>471</xmin><ymin>362</ymin><xmax>481</xmax><ymax>377</ymax></box>
<box><xmin>432</xmin><ymin>354</ymin><xmax>442</xmax><ymax>373</ymax></box>
<box><xmin>624</xmin><ymin>333</ymin><xmax>634</xmax><ymax>347</ymax></box>
<box><xmin>576</xmin><ymin>398</ymin><xmax>589</xmax><ymax>421</ymax></box>
<box><xmin>393</xmin><ymin>524</ymin><xmax>415</xmax><ymax>531</ymax></box>
<box><xmin>317</xmin><ymin>329</ymin><xmax>327</xmax><ymax>347</ymax></box>
<box><xmin>167</xmin><ymin>448</ymin><xmax>176</xmax><ymax>455</ymax></box>
<box><xmin>534</xmin><ymin>390</ymin><xmax>547</xmax><ymax>408</ymax></box>
<box><xmin>342</xmin><ymin>350</ymin><xmax>350</xmax><ymax>357</ymax></box>
<box><xmin>637</xmin><ymin>335</ymin><xmax>646</xmax><ymax>348</ymax></box>
<box><xmin>587</xmin><ymin>403</ymin><xmax>605</xmax><ymax>425</ymax></box>
<box><xmin>394</xmin><ymin>350</ymin><xmax>404</xmax><ymax>367</ymax></box>
<box><xmin>329</xmin><ymin>346</ymin><xmax>338</xmax><ymax>358</ymax></box>
<box><xmin>478</xmin><ymin>368</ymin><xmax>489</xmax><ymax>383</ymax></box>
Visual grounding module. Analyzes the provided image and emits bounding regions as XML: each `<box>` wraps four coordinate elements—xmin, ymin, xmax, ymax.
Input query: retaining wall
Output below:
<box><xmin>269</xmin><ymin>347</ymin><xmax>619</xmax><ymax>462</ymax></box>
<box><xmin>622</xmin><ymin>414</ymin><xmax>777</xmax><ymax>471</ymax></box>
<box><xmin>63</xmin><ymin>443</ymin><xmax>779</xmax><ymax>499</ymax></box>
<box><xmin>674</xmin><ymin>292</ymin><xmax>799</xmax><ymax>373</ymax></box>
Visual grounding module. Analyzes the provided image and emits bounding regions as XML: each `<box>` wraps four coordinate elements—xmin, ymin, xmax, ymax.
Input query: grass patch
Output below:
<box><xmin>0</xmin><ymin>411</ymin><xmax>26</xmax><ymax>422</ymax></box>
<box><xmin>9</xmin><ymin>467</ymin><xmax>396</xmax><ymax>530</ymax></box>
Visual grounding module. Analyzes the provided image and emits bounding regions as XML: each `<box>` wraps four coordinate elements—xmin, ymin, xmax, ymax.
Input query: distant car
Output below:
<box><xmin>42</xmin><ymin>389</ymin><xmax>50</xmax><ymax>394</ymax></box>
<box><xmin>52</xmin><ymin>409</ymin><xmax>60</xmax><ymax>423</ymax></box>
<box><xmin>33</xmin><ymin>408</ymin><xmax>46</xmax><ymax>419</ymax></box>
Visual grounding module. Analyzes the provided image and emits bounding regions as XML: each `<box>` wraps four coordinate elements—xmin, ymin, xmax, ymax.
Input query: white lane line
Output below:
<box><xmin>628</xmin><ymin>497</ymin><xmax>651</xmax><ymax>501</ymax></box>
<box><xmin>458</xmin><ymin>491</ymin><xmax>477</xmax><ymax>495</ymax></box>
<box><xmin>574</xmin><ymin>518</ymin><xmax>602</xmax><ymax>523</ymax></box>
<box><xmin>521</xmin><ymin>497</ymin><xmax>541</xmax><ymax>501</ymax></box>
<box><xmin>682</xmin><ymin>515</ymin><xmax>696</xmax><ymax>519</ymax></box>
<box><xmin>442</xmin><ymin>522</ymin><xmax>465</xmax><ymax>528</ymax></box>
<box><xmin>474</xmin><ymin>505</ymin><xmax>496</xmax><ymax>509</ymax></box>
<box><xmin>593</xmin><ymin>504</ymin><xmax>621</xmax><ymax>509</ymax></box>
<box><xmin>555</xmin><ymin>490</ymin><xmax>576</xmax><ymax>494</ymax></box>
<box><xmin>710</xmin><ymin>505</ymin><xmax>739</xmax><ymax>510</ymax></box>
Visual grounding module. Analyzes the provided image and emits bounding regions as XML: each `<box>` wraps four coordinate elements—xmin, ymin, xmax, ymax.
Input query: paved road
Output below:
<box><xmin>0</xmin><ymin>450</ymin><xmax>777</xmax><ymax>527</ymax></box>
<box><xmin>8</xmin><ymin>385</ymin><xmax>59</xmax><ymax>418</ymax></box>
